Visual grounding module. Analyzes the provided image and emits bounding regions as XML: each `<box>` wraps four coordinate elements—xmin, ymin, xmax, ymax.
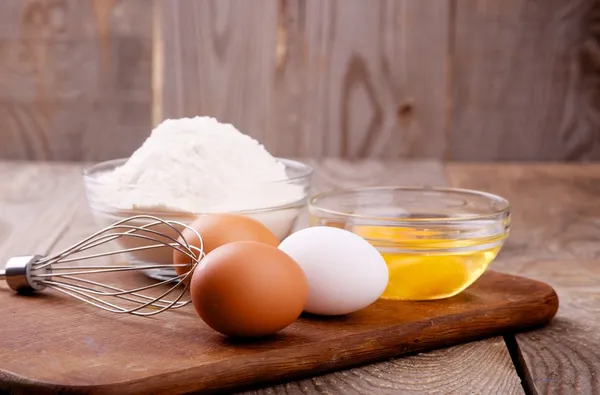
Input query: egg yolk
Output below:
<box><xmin>353</xmin><ymin>225</ymin><xmax>501</xmax><ymax>300</ymax></box>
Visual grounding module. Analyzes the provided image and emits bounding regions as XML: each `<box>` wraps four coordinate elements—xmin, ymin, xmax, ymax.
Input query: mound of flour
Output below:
<box><xmin>96</xmin><ymin>117</ymin><xmax>304</xmax><ymax>213</ymax></box>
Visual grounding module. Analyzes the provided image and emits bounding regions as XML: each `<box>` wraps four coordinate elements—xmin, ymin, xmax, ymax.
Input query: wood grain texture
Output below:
<box><xmin>307</xmin><ymin>158</ymin><xmax>449</xmax><ymax>192</ymax></box>
<box><xmin>267</xmin><ymin>0</ymin><xmax>450</xmax><ymax>158</ymax></box>
<box><xmin>240</xmin><ymin>338</ymin><xmax>523</xmax><ymax>395</ymax></box>
<box><xmin>158</xmin><ymin>0</ymin><xmax>600</xmax><ymax>161</ymax></box>
<box><xmin>2</xmin><ymin>0</ymin><xmax>600</xmax><ymax>161</ymax></box>
<box><xmin>446</xmin><ymin>163</ymin><xmax>600</xmax><ymax>394</ymax></box>
<box><xmin>0</xmin><ymin>160</ymin><xmax>525</xmax><ymax>395</ymax></box>
<box><xmin>0</xmin><ymin>161</ymin><xmax>83</xmax><ymax>265</ymax></box>
<box><xmin>449</xmin><ymin>0</ymin><xmax>600</xmax><ymax>161</ymax></box>
<box><xmin>157</xmin><ymin>0</ymin><xmax>277</xmax><ymax>145</ymax></box>
<box><xmin>0</xmin><ymin>268</ymin><xmax>555</xmax><ymax>394</ymax></box>
<box><xmin>158</xmin><ymin>0</ymin><xmax>450</xmax><ymax>159</ymax></box>
<box><xmin>0</xmin><ymin>0</ymin><xmax>152</xmax><ymax>161</ymax></box>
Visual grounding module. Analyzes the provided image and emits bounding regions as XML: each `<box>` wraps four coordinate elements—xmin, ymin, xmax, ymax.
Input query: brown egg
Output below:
<box><xmin>173</xmin><ymin>214</ymin><xmax>280</xmax><ymax>282</ymax></box>
<box><xmin>190</xmin><ymin>241</ymin><xmax>308</xmax><ymax>338</ymax></box>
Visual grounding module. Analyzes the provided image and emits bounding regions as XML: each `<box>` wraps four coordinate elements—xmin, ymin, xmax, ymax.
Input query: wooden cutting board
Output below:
<box><xmin>0</xmin><ymin>270</ymin><xmax>558</xmax><ymax>395</ymax></box>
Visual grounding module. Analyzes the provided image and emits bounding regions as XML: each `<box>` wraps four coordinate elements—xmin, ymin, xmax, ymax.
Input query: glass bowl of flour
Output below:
<box><xmin>82</xmin><ymin>117</ymin><xmax>313</xmax><ymax>280</ymax></box>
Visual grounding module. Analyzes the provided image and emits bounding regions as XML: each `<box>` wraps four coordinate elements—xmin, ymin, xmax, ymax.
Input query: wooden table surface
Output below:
<box><xmin>1</xmin><ymin>159</ymin><xmax>599</xmax><ymax>395</ymax></box>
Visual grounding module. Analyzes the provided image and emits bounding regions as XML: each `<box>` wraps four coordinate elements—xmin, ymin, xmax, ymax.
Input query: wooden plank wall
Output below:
<box><xmin>0</xmin><ymin>0</ymin><xmax>152</xmax><ymax>161</ymax></box>
<box><xmin>451</xmin><ymin>0</ymin><xmax>600</xmax><ymax>161</ymax></box>
<box><xmin>0</xmin><ymin>0</ymin><xmax>599</xmax><ymax>161</ymax></box>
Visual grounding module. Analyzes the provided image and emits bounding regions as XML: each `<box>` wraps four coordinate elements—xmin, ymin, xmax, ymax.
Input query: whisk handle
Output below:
<box><xmin>3</xmin><ymin>255</ymin><xmax>46</xmax><ymax>293</ymax></box>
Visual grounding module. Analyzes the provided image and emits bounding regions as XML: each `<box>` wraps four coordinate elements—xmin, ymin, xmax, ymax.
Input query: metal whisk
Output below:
<box><xmin>0</xmin><ymin>215</ymin><xmax>204</xmax><ymax>316</ymax></box>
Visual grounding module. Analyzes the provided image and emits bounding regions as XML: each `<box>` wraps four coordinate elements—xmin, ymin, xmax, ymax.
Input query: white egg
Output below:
<box><xmin>278</xmin><ymin>226</ymin><xmax>389</xmax><ymax>315</ymax></box>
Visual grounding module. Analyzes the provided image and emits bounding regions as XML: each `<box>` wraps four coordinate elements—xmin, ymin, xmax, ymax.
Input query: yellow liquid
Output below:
<box><xmin>353</xmin><ymin>225</ymin><xmax>503</xmax><ymax>300</ymax></box>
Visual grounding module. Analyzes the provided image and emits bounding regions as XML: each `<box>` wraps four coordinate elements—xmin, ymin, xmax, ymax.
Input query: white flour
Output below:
<box><xmin>96</xmin><ymin>117</ymin><xmax>304</xmax><ymax>213</ymax></box>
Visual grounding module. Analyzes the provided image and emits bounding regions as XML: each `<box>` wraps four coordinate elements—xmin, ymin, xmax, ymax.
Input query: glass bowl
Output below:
<box><xmin>82</xmin><ymin>158</ymin><xmax>313</xmax><ymax>280</ymax></box>
<box><xmin>309</xmin><ymin>186</ymin><xmax>511</xmax><ymax>300</ymax></box>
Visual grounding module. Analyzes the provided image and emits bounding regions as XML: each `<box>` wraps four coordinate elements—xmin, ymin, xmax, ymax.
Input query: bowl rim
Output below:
<box><xmin>82</xmin><ymin>157</ymin><xmax>314</xmax><ymax>186</ymax></box>
<box><xmin>309</xmin><ymin>185</ymin><xmax>511</xmax><ymax>223</ymax></box>
<box><xmin>88</xmin><ymin>199</ymin><xmax>308</xmax><ymax>217</ymax></box>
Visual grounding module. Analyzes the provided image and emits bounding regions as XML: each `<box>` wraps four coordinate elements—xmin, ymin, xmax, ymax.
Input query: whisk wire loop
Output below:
<box><xmin>35</xmin><ymin>216</ymin><xmax>201</xmax><ymax>268</ymax></box>
<box><xmin>1</xmin><ymin>215</ymin><xmax>204</xmax><ymax>316</ymax></box>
